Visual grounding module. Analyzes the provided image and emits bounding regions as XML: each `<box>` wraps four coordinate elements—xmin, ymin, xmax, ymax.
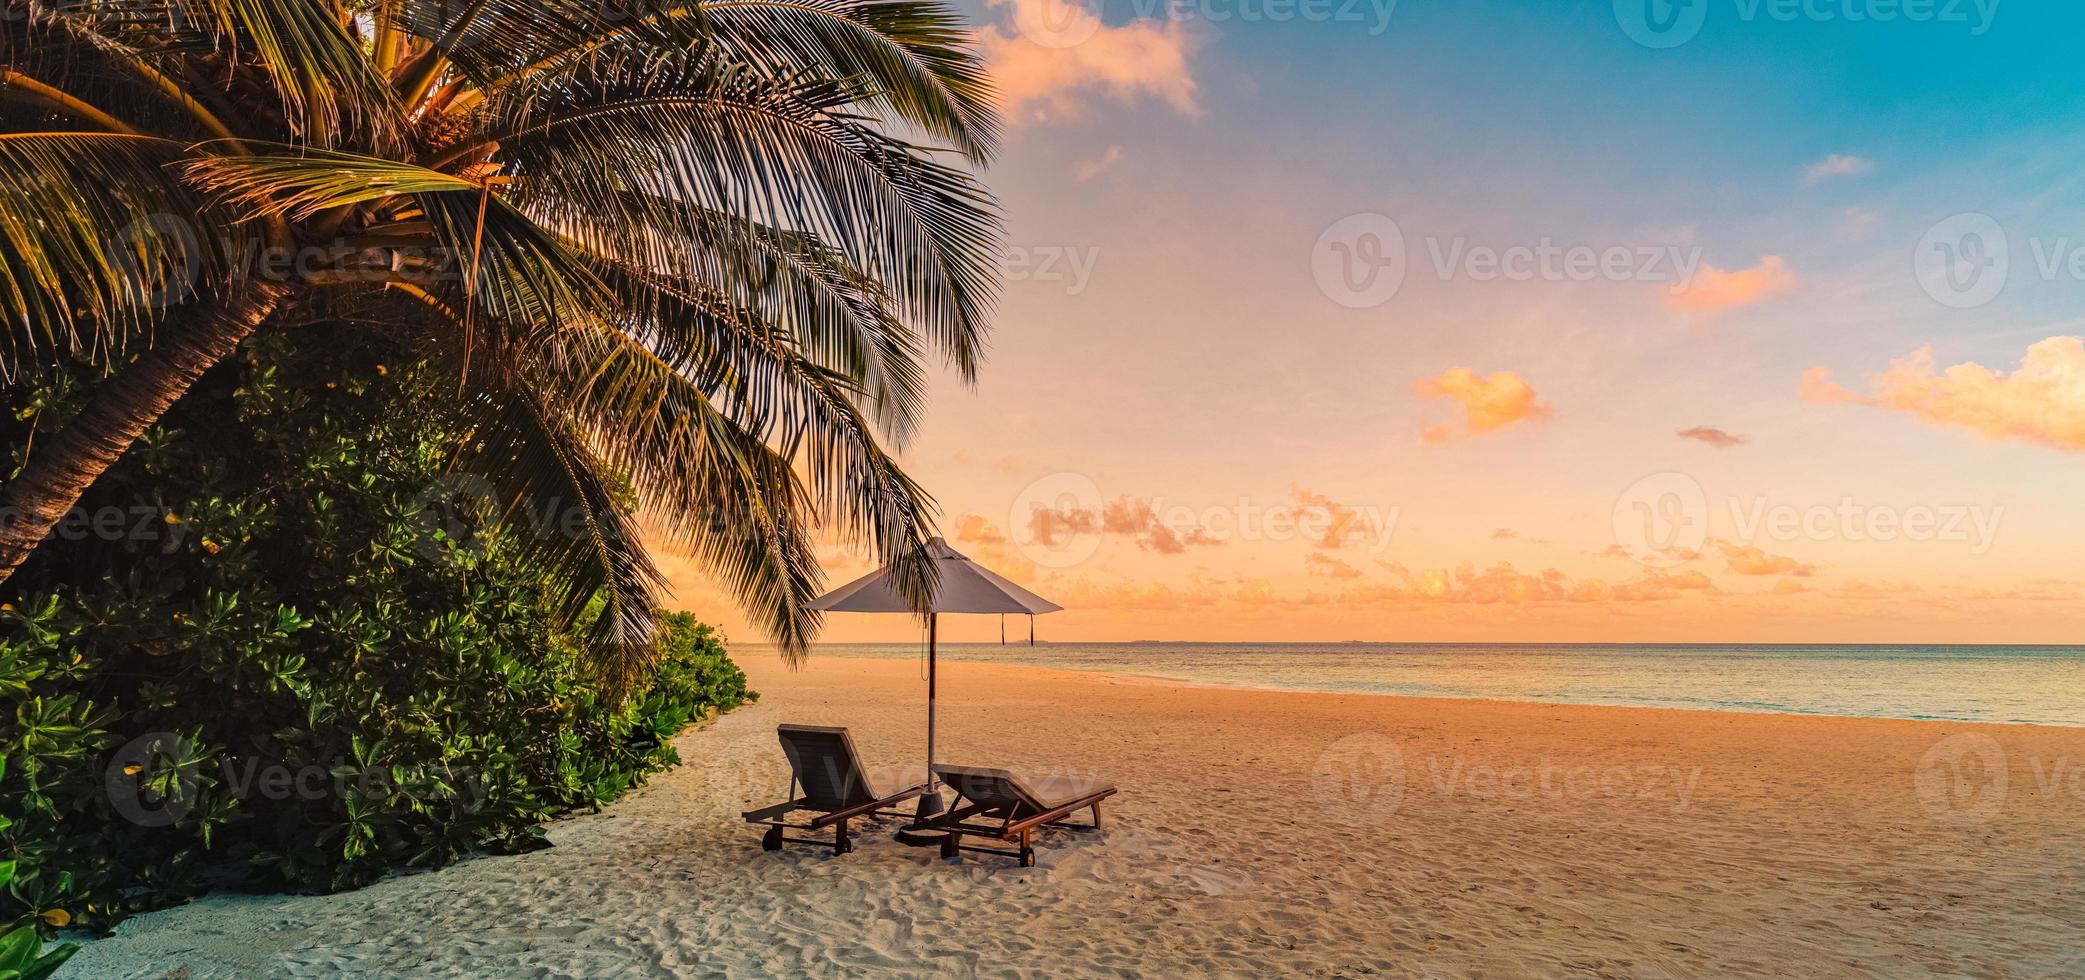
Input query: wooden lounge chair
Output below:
<box><xmin>741</xmin><ymin>725</ymin><xmax>927</xmax><ymax>855</ymax></box>
<box><xmin>925</xmin><ymin>763</ymin><xmax>1118</xmax><ymax>866</ymax></box>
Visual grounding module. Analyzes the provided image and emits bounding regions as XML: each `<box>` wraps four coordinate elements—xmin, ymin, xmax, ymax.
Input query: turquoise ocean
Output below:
<box><xmin>795</xmin><ymin>642</ymin><xmax>2085</xmax><ymax>727</ymax></box>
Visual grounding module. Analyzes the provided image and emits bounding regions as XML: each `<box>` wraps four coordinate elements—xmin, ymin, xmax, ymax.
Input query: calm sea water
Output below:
<box><xmin>789</xmin><ymin>642</ymin><xmax>2085</xmax><ymax>727</ymax></box>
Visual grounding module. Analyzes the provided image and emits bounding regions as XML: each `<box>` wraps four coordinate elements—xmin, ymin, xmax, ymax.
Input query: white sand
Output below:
<box><xmin>67</xmin><ymin>656</ymin><xmax>2085</xmax><ymax>977</ymax></box>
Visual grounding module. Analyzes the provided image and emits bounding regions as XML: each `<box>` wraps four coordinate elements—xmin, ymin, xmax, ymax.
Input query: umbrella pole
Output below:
<box><xmin>914</xmin><ymin>612</ymin><xmax>945</xmax><ymax>822</ymax></box>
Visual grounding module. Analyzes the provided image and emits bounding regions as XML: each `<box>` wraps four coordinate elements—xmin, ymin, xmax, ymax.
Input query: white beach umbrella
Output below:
<box><xmin>809</xmin><ymin>537</ymin><xmax>1062</xmax><ymax>818</ymax></box>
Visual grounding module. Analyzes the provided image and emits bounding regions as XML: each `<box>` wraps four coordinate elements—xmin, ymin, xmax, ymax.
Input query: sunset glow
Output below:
<box><xmin>660</xmin><ymin>1</ymin><xmax>2085</xmax><ymax>647</ymax></box>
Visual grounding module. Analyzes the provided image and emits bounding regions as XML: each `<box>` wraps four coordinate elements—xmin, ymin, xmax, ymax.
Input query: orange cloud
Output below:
<box><xmin>1283</xmin><ymin>485</ymin><xmax>1380</xmax><ymax>550</ymax></box>
<box><xmin>1305</xmin><ymin>553</ymin><xmax>1364</xmax><ymax>580</ymax></box>
<box><xmin>1026</xmin><ymin>502</ymin><xmax>1099</xmax><ymax>547</ymax></box>
<box><xmin>981</xmin><ymin>0</ymin><xmax>1201</xmax><ymax>123</ymax></box>
<box><xmin>1718</xmin><ymin>542</ymin><xmax>1817</xmax><ymax>577</ymax></box>
<box><xmin>1801</xmin><ymin>337</ymin><xmax>2085</xmax><ymax>452</ymax></box>
<box><xmin>1416</xmin><ymin>368</ymin><xmax>1550</xmax><ymax>442</ymax></box>
<box><xmin>1369</xmin><ymin>561</ymin><xmax>1706</xmax><ymax>605</ymax></box>
<box><xmin>1677</xmin><ymin>425</ymin><xmax>1748</xmax><ymax>448</ymax></box>
<box><xmin>950</xmin><ymin>514</ymin><xmax>1037</xmax><ymax>579</ymax></box>
<box><xmin>1026</xmin><ymin>496</ymin><xmax>1218</xmax><ymax>555</ymax></box>
<box><xmin>1666</xmin><ymin>255</ymin><xmax>1797</xmax><ymax>313</ymax></box>
<box><xmin>1102</xmin><ymin>496</ymin><xmax>1220</xmax><ymax>554</ymax></box>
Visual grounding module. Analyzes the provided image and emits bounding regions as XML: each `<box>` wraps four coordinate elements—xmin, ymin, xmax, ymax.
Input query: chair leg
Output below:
<box><xmin>1090</xmin><ymin>801</ymin><xmax>1104</xmax><ymax>830</ymax></box>
<box><xmin>761</xmin><ymin>825</ymin><xmax>784</xmax><ymax>851</ymax></box>
<box><xmin>941</xmin><ymin>830</ymin><xmax>962</xmax><ymax>860</ymax></box>
<box><xmin>1017</xmin><ymin>828</ymin><xmax>1035</xmax><ymax>868</ymax></box>
<box><xmin>832</xmin><ymin>817</ymin><xmax>851</xmax><ymax>855</ymax></box>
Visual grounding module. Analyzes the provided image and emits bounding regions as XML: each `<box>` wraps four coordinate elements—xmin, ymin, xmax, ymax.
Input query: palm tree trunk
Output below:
<box><xmin>0</xmin><ymin>284</ymin><xmax>289</xmax><ymax>584</ymax></box>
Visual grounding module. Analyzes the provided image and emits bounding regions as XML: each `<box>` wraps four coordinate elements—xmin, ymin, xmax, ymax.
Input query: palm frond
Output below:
<box><xmin>182</xmin><ymin>146</ymin><xmax>478</xmax><ymax>219</ymax></box>
<box><xmin>165</xmin><ymin>0</ymin><xmax>406</xmax><ymax>149</ymax></box>
<box><xmin>0</xmin><ymin>132</ymin><xmax>234</xmax><ymax>377</ymax></box>
<box><xmin>571</xmin><ymin>263</ymin><xmax>941</xmax><ymax>614</ymax></box>
<box><xmin>518</xmin><ymin>186</ymin><xmax>931</xmax><ymax>442</ymax></box>
<box><xmin>700</xmin><ymin>0</ymin><xmax>999</xmax><ymax>162</ymax></box>
<box><xmin>470</xmin><ymin>47</ymin><xmax>1002</xmax><ymax>379</ymax></box>
<box><xmin>453</xmin><ymin>362</ymin><xmax>667</xmax><ymax>690</ymax></box>
<box><xmin>387</xmin><ymin>0</ymin><xmax>704</xmax><ymax>89</ymax></box>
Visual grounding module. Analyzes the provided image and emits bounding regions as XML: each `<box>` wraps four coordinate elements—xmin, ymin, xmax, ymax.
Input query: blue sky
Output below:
<box><xmin>669</xmin><ymin>0</ymin><xmax>2085</xmax><ymax>642</ymax></box>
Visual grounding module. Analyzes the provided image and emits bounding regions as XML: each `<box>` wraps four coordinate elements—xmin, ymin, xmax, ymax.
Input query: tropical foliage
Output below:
<box><xmin>0</xmin><ymin>0</ymin><xmax>1002</xmax><ymax>679</ymax></box>
<box><xmin>0</xmin><ymin>330</ymin><xmax>754</xmax><ymax>929</ymax></box>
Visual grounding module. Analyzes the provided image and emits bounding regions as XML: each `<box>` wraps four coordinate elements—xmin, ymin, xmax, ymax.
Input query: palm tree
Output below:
<box><xmin>0</xmin><ymin>0</ymin><xmax>1000</xmax><ymax>684</ymax></box>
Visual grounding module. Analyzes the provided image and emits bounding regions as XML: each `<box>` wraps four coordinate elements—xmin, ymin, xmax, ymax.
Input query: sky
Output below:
<box><xmin>658</xmin><ymin>0</ymin><xmax>2085</xmax><ymax>645</ymax></box>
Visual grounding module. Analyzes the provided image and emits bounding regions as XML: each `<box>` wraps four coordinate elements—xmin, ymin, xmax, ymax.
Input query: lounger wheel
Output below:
<box><xmin>761</xmin><ymin>826</ymin><xmax>784</xmax><ymax>851</ymax></box>
<box><xmin>1018</xmin><ymin>846</ymin><xmax>1035</xmax><ymax>868</ymax></box>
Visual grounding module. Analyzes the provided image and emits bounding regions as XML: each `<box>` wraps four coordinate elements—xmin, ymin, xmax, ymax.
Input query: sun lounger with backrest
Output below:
<box><xmin>925</xmin><ymin>763</ymin><xmax>1117</xmax><ymax>866</ymax></box>
<box><xmin>741</xmin><ymin>724</ymin><xmax>927</xmax><ymax>854</ymax></box>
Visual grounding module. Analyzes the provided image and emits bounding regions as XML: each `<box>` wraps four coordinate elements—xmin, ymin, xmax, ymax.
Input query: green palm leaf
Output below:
<box><xmin>0</xmin><ymin>0</ymin><xmax>1004</xmax><ymax>676</ymax></box>
<box><xmin>0</xmin><ymin>132</ymin><xmax>235</xmax><ymax>375</ymax></box>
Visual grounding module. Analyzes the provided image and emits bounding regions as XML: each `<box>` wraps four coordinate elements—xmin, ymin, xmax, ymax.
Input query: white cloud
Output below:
<box><xmin>1802</xmin><ymin>153</ymin><xmax>1874</xmax><ymax>184</ymax></box>
<box><xmin>981</xmin><ymin>0</ymin><xmax>1202</xmax><ymax>124</ymax></box>
<box><xmin>1074</xmin><ymin>145</ymin><xmax>1122</xmax><ymax>182</ymax></box>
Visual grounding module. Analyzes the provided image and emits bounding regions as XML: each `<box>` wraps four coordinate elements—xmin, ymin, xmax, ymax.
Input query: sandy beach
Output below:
<box><xmin>69</xmin><ymin>655</ymin><xmax>2085</xmax><ymax>978</ymax></box>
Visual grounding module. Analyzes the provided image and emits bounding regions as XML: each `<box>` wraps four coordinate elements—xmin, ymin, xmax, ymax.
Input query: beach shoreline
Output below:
<box><xmin>68</xmin><ymin>655</ymin><xmax>2085</xmax><ymax>977</ymax></box>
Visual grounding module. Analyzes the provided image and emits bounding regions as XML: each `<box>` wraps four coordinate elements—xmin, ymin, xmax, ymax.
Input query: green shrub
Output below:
<box><xmin>0</xmin><ymin>329</ymin><xmax>754</xmax><ymax>930</ymax></box>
